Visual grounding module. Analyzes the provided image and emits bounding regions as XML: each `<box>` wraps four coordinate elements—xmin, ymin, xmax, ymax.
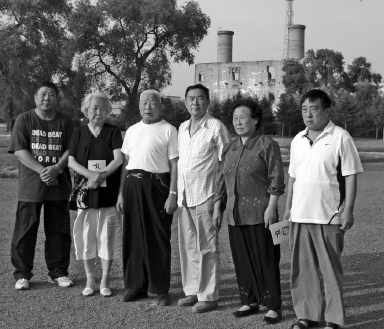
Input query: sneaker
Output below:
<box><xmin>15</xmin><ymin>278</ymin><xmax>30</xmax><ymax>290</ymax></box>
<box><xmin>178</xmin><ymin>295</ymin><xmax>198</xmax><ymax>307</ymax></box>
<box><xmin>51</xmin><ymin>276</ymin><xmax>73</xmax><ymax>287</ymax></box>
<box><xmin>157</xmin><ymin>292</ymin><xmax>171</xmax><ymax>306</ymax></box>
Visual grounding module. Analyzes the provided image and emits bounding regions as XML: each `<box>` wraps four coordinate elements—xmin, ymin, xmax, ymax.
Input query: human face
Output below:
<box><xmin>301</xmin><ymin>98</ymin><xmax>330</xmax><ymax>132</ymax></box>
<box><xmin>139</xmin><ymin>92</ymin><xmax>161</xmax><ymax>124</ymax></box>
<box><xmin>34</xmin><ymin>87</ymin><xmax>57</xmax><ymax>112</ymax></box>
<box><xmin>233</xmin><ymin>106</ymin><xmax>257</xmax><ymax>137</ymax></box>
<box><xmin>87</xmin><ymin>97</ymin><xmax>108</xmax><ymax>126</ymax></box>
<box><xmin>185</xmin><ymin>88</ymin><xmax>210</xmax><ymax>120</ymax></box>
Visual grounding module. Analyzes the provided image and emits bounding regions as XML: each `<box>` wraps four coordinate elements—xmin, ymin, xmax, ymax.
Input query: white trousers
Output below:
<box><xmin>73</xmin><ymin>207</ymin><xmax>122</xmax><ymax>260</ymax></box>
<box><xmin>178</xmin><ymin>197</ymin><xmax>220</xmax><ymax>301</ymax></box>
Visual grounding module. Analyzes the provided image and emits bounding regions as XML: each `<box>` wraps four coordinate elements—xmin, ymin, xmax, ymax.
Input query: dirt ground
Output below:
<box><xmin>0</xmin><ymin>163</ymin><xmax>383</xmax><ymax>328</ymax></box>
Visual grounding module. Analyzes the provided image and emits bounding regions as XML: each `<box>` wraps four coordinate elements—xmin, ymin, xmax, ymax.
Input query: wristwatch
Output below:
<box><xmin>169</xmin><ymin>191</ymin><xmax>177</xmax><ymax>196</ymax></box>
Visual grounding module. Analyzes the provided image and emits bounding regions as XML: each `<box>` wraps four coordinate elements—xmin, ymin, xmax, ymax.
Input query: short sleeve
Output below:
<box><xmin>288</xmin><ymin>139</ymin><xmax>296</xmax><ymax>178</ymax></box>
<box><xmin>121</xmin><ymin>128</ymin><xmax>131</xmax><ymax>156</ymax></box>
<box><xmin>168</xmin><ymin>127</ymin><xmax>179</xmax><ymax>160</ymax></box>
<box><xmin>64</xmin><ymin>116</ymin><xmax>74</xmax><ymax>151</ymax></box>
<box><xmin>68</xmin><ymin>127</ymin><xmax>81</xmax><ymax>157</ymax></box>
<box><xmin>111</xmin><ymin>126</ymin><xmax>123</xmax><ymax>150</ymax></box>
<box><xmin>341</xmin><ymin>137</ymin><xmax>364</xmax><ymax>176</ymax></box>
<box><xmin>214</xmin><ymin>123</ymin><xmax>231</xmax><ymax>161</ymax></box>
<box><xmin>8</xmin><ymin>114</ymin><xmax>29</xmax><ymax>153</ymax></box>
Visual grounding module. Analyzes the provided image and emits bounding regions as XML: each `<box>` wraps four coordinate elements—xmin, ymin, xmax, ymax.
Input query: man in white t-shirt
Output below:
<box><xmin>283</xmin><ymin>89</ymin><xmax>363</xmax><ymax>329</ymax></box>
<box><xmin>117</xmin><ymin>90</ymin><xmax>178</xmax><ymax>306</ymax></box>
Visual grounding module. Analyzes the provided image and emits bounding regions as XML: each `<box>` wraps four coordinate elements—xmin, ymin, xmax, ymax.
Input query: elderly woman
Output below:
<box><xmin>68</xmin><ymin>92</ymin><xmax>123</xmax><ymax>297</ymax></box>
<box><xmin>213</xmin><ymin>99</ymin><xmax>285</xmax><ymax>323</ymax></box>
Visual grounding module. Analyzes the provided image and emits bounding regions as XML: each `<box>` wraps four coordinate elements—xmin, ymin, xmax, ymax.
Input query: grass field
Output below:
<box><xmin>0</xmin><ymin>162</ymin><xmax>383</xmax><ymax>328</ymax></box>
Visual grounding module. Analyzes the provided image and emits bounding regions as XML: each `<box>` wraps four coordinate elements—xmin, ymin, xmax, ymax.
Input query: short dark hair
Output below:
<box><xmin>35</xmin><ymin>81</ymin><xmax>59</xmax><ymax>97</ymax></box>
<box><xmin>185</xmin><ymin>84</ymin><xmax>210</xmax><ymax>100</ymax></box>
<box><xmin>300</xmin><ymin>89</ymin><xmax>332</xmax><ymax>110</ymax></box>
<box><xmin>232</xmin><ymin>98</ymin><xmax>262</xmax><ymax>130</ymax></box>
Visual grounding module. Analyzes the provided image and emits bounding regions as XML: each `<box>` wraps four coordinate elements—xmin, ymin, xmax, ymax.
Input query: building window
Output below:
<box><xmin>229</xmin><ymin>67</ymin><xmax>240</xmax><ymax>81</ymax></box>
<box><xmin>199</xmin><ymin>73</ymin><xmax>204</xmax><ymax>82</ymax></box>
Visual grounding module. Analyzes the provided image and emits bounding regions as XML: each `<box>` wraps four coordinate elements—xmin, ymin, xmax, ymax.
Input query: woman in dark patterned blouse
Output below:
<box><xmin>213</xmin><ymin>99</ymin><xmax>285</xmax><ymax>323</ymax></box>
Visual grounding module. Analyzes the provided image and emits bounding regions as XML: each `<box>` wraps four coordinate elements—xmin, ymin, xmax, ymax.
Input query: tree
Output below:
<box><xmin>333</xmin><ymin>89</ymin><xmax>358</xmax><ymax>132</ymax></box>
<box><xmin>304</xmin><ymin>49</ymin><xmax>347</xmax><ymax>90</ymax></box>
<box><xmin>259</xmin><ymin>95</ymin><xmax>277</xmax><ymax>135</ymax></box>
<box><xmin>282</xmin><ymin>59</ymin><xmax>308</xmax><ymax>95</ymax></box>
<box><xmin>69</xmin><ymin>0</ymin><xmax>210</xmax><ymax>126</ymax></box>
<box><xmin>0</xmin><ymin>0</ymin><xmax>73</xmax><ymax>129</ymax></box>
<box><xmin>347</xmin><ymin>57</ymin><xmax>382</xmax><ymax>92</ymax></box>
<box><xmin>366</xmin><ymin>95</ymin><xmax>384</xmax><ymax>140</ymax></box>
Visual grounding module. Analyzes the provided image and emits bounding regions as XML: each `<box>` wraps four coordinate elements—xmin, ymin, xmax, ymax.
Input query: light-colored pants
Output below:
<box><xmin>290</xmin><ymin>222</ymin><xmax>345</xmax><ymax>325</ymax></box>
<box><xmin>73</xmin><ymin>207</ymin><xmax>122</xmax><ymax>260</ymax></box>
<box><xmin>178</xmin><ymin>197</ymin><xmax>220</xmax><ymax>301</ymax></box>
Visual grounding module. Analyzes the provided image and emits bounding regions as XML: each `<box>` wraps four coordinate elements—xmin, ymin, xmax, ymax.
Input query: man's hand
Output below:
<box><xmin>164</xmin><ymin>194</ymin><xmax>177</xmax><ymax>215</ymax></box>
<box><xmin>264</xmin><ymin>205</ymin><xmax>278</xmax><ymax>229</ymax></box>
<box><xmin>282</xmin><ymin>209</ymin><xmax>291</xmax><ymax>222</ymax></box>
<box><xmin>212</xmin><ymin>204</ymin><xmax>223</xmax><ymax>232</ymax></box>
<box><xmin>116</xmin><ymin>194</ymin><xmax>124</xmax><ymax>213</ymax></box>
<box><xmin>340</xmin><ymin>208</ymin><xmax>354</xmax><ymax>231</ymax></box>
<box><xmin>46</xmin><ymin>178</ymin><xmax>58</xmax><ymax>186</ymax></box>
<box><xmin>40</xmin><ymin>165</ymin><xmax>60</xmax><ymax>183</ymax></box>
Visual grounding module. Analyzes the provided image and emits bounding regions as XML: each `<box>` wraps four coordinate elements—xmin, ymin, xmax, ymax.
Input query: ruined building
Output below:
<box><xmin>194</xmin><ymin>25</ymin><xmax>306</xmax><ymax>103</ymax></box>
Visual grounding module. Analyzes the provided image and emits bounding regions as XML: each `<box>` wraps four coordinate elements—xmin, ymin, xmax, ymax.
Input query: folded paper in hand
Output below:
<box><xmin>269</xmin><ymin>220</ymin><xmax>290</xmax><ymax>245</ymax></box>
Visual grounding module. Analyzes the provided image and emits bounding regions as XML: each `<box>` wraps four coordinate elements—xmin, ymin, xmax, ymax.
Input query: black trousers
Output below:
<box><xmin>122</xmin><ymin>172</ymin><xmax>172</xmax><ymax>294</ymax></box>
<box><xmin>11</xmin><ymin>200</ymin><xmax>71</xmax><ymax>280</ymax></box>
<box><xmin>228</xmin><ymin>224</ymin><xmax>282</xmax><ymax>310</ymax></box>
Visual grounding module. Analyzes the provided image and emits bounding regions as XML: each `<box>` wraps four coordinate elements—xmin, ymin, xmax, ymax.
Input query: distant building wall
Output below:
<box><xmin>195</xmin><ymin>60</ymin><xmax>285</xmax><ymax>102</ymax></box>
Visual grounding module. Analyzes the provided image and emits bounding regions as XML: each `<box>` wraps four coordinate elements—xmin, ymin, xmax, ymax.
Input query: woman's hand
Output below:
<box><xmin>212</xmin><ymin>202</ymin><xmax>223</xmax><ymax>232</ymax></box>
<box><xmin>116</xmin><ymin>194</ymin><xmax>124</xmax><ymax>213</ymax></box>
<box><xmin>264</xmin><ymin>204</ymin><xmax>278</xmax><ymax>229</ymax></box>
<box><xmin>87</xmin><ymin>170</ymin><xmax>105</xmax><ymax>189</ymax></box>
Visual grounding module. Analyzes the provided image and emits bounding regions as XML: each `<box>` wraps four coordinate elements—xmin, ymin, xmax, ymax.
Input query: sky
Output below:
<box><xmin>162</xmin><ymin>0</ymin><xmax>384</xmax><ymax>98</ymax></box>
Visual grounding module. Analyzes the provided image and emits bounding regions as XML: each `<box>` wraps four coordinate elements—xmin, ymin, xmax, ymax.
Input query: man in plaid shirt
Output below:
<box><xmin>177</xmin><ymin>84</ymin><xmax>231</xmax><ymax>313</ymax></box>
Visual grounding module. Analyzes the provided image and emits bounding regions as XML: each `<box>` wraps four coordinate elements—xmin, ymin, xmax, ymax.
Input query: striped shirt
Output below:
<box><xmin>178</xmin><ymin>113</ymin><xmax>231</xmax><ymax>207</ymax></box>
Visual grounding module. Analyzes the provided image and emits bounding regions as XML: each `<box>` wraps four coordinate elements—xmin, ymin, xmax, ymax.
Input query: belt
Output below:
<box><xmin>129</xmin><ymin>173</ymin><xmax>162</xmax><ymax>179</ymax></box>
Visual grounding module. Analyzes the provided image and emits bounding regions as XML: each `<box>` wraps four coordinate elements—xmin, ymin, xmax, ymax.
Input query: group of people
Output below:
<box><xmin>8</xmin><ymin>81</ymin><xmax>363</xmax><ymax>329</ymax></box>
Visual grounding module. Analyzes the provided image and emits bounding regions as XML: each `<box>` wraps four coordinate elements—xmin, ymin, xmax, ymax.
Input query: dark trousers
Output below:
<box><xmin>122</xmin><ymin>173</ymin><xmax>172</xmax><ymax>294</ymax></box>
<box><xmin>228</xmin><ymin>224</ymin><xmax>282</xmax><ymax>310</ymax></box>
<box><xmin>11</xmin><ymin>200</ymin><xmax>71</xmax><ymax>280</ymax></box>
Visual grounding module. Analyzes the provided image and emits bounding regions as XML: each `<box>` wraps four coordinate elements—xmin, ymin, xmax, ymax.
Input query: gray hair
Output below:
<box><xmin>81</xmin><ymin>92</ymin><xmax>112</xmax><ymax>116</ymax></box>
<box><xmin>140</xmin><ymin>90</ymin><xmax>161</xmax><ymax>103</ymax></box>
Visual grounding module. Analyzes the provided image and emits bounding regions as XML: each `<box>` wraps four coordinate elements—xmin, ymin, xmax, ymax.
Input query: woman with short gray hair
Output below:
<box><xmin>68</xmin><ymin>92</ymin><xmax>123</xmax><ymax>297</ymax></box>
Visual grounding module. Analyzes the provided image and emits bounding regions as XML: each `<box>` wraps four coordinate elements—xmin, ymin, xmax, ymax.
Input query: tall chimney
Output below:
<box><xmin>288</xmin><ymin>25</ymin><xmax>306</xmax><ymax>59</ymax></box>
<box><xmin>217</xmin><ymin>30</ymin><xmax>234</xmax><ymax>62</ymax></box>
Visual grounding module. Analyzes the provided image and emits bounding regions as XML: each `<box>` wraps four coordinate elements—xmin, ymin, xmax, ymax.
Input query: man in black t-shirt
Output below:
<box><xmin>8</xmin><ymin>81</ymin><xmax>74</xmax><ymax>290</ymax></box>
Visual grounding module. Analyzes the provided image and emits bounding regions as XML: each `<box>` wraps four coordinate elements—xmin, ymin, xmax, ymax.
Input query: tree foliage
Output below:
<box><xmin>68</xmin><ymin>0</ymin><xmax>210</xmax><ymax>125</ymax></box>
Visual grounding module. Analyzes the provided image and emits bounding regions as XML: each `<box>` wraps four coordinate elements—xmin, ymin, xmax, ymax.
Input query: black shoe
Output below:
<box><xmin>263</xmin><ymin>310</ymin><xmax>282</xmax><ymax>324</ymax></box>
<box><xmin>122</xmin><ymin>288</ymin><xmax>148</xmax><ymax>302</ymax></box>
<box><xmin>157</xmin><ymin>293</ymin><xmax>170</xmax><ymax>306</ymax></box>
<box><xmin>233</xmin><ymin>304</ymin><xmax>260</xmax><ymax>318</ymax></box>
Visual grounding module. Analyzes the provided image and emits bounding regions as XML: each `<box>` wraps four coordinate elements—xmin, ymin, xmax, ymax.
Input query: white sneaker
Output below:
<box><xmin>15</xmin><ymin>278</ymin><xmax>30</xmax><ymax>290</ymax></box>
<box><xmin>51</xmin><ymin>276</ymin><xmax>73</xmax><ymax>287</ymax></box>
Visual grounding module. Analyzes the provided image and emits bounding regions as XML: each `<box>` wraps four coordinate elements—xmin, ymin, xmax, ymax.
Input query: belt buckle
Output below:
<box><xmin>136</xmin><ymin>173</ymin><xmax>143</xmax><ymax>179</ymax></box>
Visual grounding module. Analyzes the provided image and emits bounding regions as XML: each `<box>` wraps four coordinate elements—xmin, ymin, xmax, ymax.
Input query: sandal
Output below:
<box><xmin>291</xmin><ymin>319</ymin><xmax>319</xmax><ymax>329</ymax></box>
<box><xmin>324</xmin><ymin>322</ymin><xmax>340</xmax><ymax>329</ymax></box>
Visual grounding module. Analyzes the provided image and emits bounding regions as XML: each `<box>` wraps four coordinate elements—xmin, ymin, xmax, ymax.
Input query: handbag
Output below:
<box><xmin>68</xmin><ymin>176</ymin><xmax>89</xmax><ymax>210</ymax></box>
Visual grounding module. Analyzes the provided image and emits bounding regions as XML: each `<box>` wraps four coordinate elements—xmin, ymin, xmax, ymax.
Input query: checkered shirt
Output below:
<box><xmin>178</xmin><ymin>113</ymin><xmax>231</xmax><ymax>207</ymax></box>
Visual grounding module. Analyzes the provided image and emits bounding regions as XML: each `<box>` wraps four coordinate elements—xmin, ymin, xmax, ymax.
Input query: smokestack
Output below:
<box><xmin>217</xmin><ymin>30</ymin><xmax>234</xmax><ymax>63</ymax></box>
<box><xmin>288</xmin><ymin>25</ymin><xmax>306</xmax><ymax>59</ymax></box>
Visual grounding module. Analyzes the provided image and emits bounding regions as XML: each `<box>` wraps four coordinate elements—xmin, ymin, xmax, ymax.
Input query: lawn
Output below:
<box><xmin>0</xmin><ymin>163</ymin><xmax>383</xmax><ymax>328</ymax></box>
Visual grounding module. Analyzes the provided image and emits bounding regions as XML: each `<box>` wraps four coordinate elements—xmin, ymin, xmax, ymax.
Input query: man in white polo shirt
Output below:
<box><xmin>117</xmin><ymin>90</ymin><xmax>178</xmax><ymax>306</ymax></box>
<box><xmin>283</xmin><ymin>89</ymin><xmax>363</xmax><ymax>329</ymax></box>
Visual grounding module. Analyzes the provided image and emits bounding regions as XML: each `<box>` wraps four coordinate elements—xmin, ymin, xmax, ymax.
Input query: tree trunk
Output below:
<box><xmin>281</xmin><ymin>123</ymin><xmax>284</xmax><ymax>137</ymax></box>
<box><xmin>344</xmin><ymin>121</ymin><xmax>347</xmax><ymax>131</ymax></box>
<box><xmin>383</xmin><ymin>125</ymin><xmax>384</xmax><ymax>141</ymax></box>
<box><xmin>289</xmin><ymin>125</ymin><xmax>291</xmax><ymax>137</ymax></box>
<box><xmin>376</xmin><ymin>126</ymin><xmax>379</xmax><ymax>140</ymax></box>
